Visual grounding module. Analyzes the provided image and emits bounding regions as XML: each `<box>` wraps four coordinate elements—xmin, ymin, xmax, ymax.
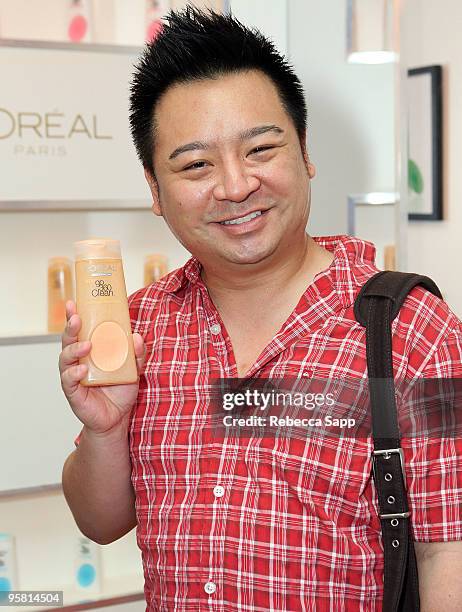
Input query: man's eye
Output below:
<box><xmin>184</xmin><ymin>161</ymin><xmax>207</xmax><ymax>171</ymax></box>
<box><xmin>250</xmin><ymin>146</ymin><xmax>273</xmax><ymax>155</ymax></box>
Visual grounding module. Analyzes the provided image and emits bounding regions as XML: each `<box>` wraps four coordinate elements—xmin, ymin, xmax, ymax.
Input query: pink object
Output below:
<box><xmin>146</xmin><ymin>19</ymin><xmax>163</xmax><ymax>43</ymax></box>
<box><xmin>68</xmin><ymin>15</ymin><xmax>88</xmax><ymax>42</ymax></box>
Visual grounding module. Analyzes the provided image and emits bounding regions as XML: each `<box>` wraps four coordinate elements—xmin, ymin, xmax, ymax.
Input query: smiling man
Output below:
<box><xmin>60</xmin><ymin>7</ymin><xmax>462</xmax><ymax>611</ymax></box>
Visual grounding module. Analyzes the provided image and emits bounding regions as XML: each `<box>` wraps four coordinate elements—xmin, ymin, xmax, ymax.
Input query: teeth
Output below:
<box><xmin>222</xmin><ymin>211</ymin><xmax>262</xmax><ymax>226</ymax></box>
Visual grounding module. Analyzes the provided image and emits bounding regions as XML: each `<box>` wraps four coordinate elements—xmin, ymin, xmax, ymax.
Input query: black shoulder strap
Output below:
<box><xmin>354</xmin><ymin>270</ymin><xmax>442</xmax><ymax>612</ymax></box>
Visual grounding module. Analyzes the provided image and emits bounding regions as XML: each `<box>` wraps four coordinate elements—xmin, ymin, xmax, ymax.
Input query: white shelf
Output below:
<box><xmin>0</xmin><ymin>333</ymin><xmax>61</xmax><ymax>346</ymax></box>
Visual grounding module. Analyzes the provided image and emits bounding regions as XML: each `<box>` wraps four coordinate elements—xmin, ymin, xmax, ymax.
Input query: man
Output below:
<box><xmin>60</xmin><ymin>7</ymin><xmax>462</xmax><ymax>611</ymax></box>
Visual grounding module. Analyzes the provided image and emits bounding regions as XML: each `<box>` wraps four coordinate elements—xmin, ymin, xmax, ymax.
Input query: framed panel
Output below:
<box><xmin>407</xmin><ymin>65</ymin><xmax>443</xmax><ymax>221</ymax></box>
<box><xmin>0</xmin><ymin>40</ymin><xmax>151</xmax><ymax>210</ymax></box>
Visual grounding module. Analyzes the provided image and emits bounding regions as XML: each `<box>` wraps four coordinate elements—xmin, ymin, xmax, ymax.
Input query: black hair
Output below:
<box><xmin>129</xmin><ymin>6</ymin><xmax>307</xmax><ymax>174</ymax></box>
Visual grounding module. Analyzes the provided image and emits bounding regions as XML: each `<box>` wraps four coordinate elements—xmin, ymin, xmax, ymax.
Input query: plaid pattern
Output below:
<box><xmin>123</xmin><ymin>235</ymin><xmax>462</xmax><ymax>611</ymax></box>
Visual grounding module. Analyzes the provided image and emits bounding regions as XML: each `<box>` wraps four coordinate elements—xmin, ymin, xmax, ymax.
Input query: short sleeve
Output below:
<box><xmin>402</xmin><ymin>329</ymin><xmax>462</xmax><ymax>542</ymax></box>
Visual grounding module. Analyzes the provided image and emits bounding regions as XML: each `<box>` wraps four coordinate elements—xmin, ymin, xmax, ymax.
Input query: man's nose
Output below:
<box><xmin>212</xmin><ymin>160</ymin><xmax>261</xmax><ymax>202</ymax></box>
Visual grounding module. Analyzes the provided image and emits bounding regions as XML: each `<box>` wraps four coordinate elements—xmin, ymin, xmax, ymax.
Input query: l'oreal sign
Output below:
<box><xmin>0</xmin><ymin>109</ymin><xmax>113</xmax><ymax>141</ymax></box>
<box><xmin>0</xmin><ymin>42</ymin><xmax>149</xmax><ymax>207</ymax></box>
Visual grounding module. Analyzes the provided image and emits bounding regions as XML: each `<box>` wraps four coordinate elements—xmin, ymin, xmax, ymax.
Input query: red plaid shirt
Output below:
<box><xmin>116</xmin><ymin>235</ymin><xmax>462</xmax><ymax>610</ymax></box>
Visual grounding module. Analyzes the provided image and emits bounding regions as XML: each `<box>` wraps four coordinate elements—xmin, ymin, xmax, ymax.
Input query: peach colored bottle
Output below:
<box><xmin>144</xmin><ymin>253</ymin><xmax>168</xmax><ymax>286</ymax></box>
<box><xmin>48</xmin><ymin>257</ymin><xmax>74</xmax><ymax>333</ymax></box>
<box><xmin>74</xmin><ymin>238</ymin><xmax>137</xmax><ymax>386</ymax></box>
<box><xmin>384</xmin><ymin>245</ymin><xmax>396</xmax><ymax>270</ymax></box>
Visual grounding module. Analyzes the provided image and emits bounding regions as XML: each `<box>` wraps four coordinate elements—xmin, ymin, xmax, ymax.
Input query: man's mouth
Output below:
<box><xmin>219</xmin><ymin>210</ymin><xmax>263</xmax><ymax>226</ymax></box>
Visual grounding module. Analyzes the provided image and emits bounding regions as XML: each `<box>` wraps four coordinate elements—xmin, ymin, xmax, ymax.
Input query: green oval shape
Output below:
<box><xmin>409</xmin><ymin>159</ymin><xmax>424</xmax><ymax>194</ymax></box>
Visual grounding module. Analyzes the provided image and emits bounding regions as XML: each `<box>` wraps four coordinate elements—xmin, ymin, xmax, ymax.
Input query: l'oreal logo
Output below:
<box><xmin>0</xmin><ymin>108</ymin><xmax>113</xmax><ymax>140</ymax></box>
<box><xmin>88</xmin><ymin>263</ymin><xmax>116</xmax><ymax>276</ymax></box>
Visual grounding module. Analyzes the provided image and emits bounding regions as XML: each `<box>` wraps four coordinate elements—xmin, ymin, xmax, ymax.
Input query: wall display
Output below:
<box><xmin>407</xmin><ymin>65</ymin><xmax>443</xmax><ymax>220</ymax></box>
<box><xmin>0</xmin><ymin>41</ymin><xmax>150</xmax><ymax>210</ymax></box>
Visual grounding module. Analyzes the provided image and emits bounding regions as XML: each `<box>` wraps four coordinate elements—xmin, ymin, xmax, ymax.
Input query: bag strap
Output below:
<box><xmin>354</xmin><ymin>270</ymin><xmax>442</xmax><ymax>612</ymax></box>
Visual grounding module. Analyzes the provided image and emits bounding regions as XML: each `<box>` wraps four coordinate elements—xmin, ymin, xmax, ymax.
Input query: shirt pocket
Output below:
<box><xmin>252</xmin><ymin>435</ymin><xmax>374</xmax><ymax>529</ymax></box>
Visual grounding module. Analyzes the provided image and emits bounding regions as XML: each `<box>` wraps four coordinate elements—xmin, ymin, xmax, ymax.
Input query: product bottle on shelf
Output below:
<box><xmin>145</xmin><ymin>0</ymin><xmax>170</xmax><ymax>42</ymax></box>
<box><xmin>47</xmin><ymin>257</ymin><xmax>74</xmax><ymax>334</ymax></box>
<box><xmin>75</xmin><ymin>535</ymin><xmax>101</xmax><ymax>596</ymax></box>
<box><xmin>74</xmin><ymin>238</ymin><xmax>137</xmax><ymax>386</ymax></box>
<box><xmin>384</xmin><ymin>245</ymin><xmax>396</xmax><ymax>270</ymax></box>
<box><xmin>144</xmin><ymin>254</ymin><xmax>168</xmax><ymax>286</ymax></box>
<box><xmin>67</xmin><ymin>0</ymin><xmax>92</xmax><ymax>43</ymax></box>
<box><xmin>0</xmin><ymin>534</ymin><xmax>18</xmax><ymax>603</ymax></box>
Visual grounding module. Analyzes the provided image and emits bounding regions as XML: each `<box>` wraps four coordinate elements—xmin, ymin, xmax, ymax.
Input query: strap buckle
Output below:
<box><xmin>379</xmin><ymin>511</ymin><xmax>411</xmax><ymax>520</ymax></box>
<box><xmin>372</xmin><ymin>447</ymin><xmax>409</xmax><ymax>520</ymax></box>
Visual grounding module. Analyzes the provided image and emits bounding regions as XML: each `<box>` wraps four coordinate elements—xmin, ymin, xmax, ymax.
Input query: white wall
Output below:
<box><xmin>286</xmin><ymin>0</ymin><xmax>395</xmax><ymax>241</ymax></box>
<box><xmin>230</xmin><ymin>0</ymin><xmax>288</xmax><ymax>57</ymax></box>
<box><xmin>402</xmin><ymin>0</ymin><xmax>462</xmax><ymax>316</ymax></box>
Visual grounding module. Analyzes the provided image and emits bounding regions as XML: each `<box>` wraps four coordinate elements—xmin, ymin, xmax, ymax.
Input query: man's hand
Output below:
<box><xmin>415</xmin><ymin>540</ymin><xmax>462</xmax><ymax>611</ymax></box>
<box><xmin>59</xmin><ymin>300</ymin><xmax>146</xmax><ymax>435</ymax></box>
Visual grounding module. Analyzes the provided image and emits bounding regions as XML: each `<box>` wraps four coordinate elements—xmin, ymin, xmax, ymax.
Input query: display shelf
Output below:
<box><xmin>0</xmin><ymin>483</ymin><xmax>62</xmax><ymax>500</ymax></box>
<box><xmin>7</xmin><ymin>574</ymin><xmax>145</xmax><ymax>612</ymax></box>
<box><xmin>0</xmin><ymin>333</ymin><xmax>61</xmax><ymax>346</ymax></box>
<box><xmin>0</xmin><ymin>39</ymin><xmax>142</xmax><ymax>56</ymax></box>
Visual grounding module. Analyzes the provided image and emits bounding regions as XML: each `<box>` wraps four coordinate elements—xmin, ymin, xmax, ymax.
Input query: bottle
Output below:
<box><xmin>144</xmin><ymin>253</ymin><xmax>168</xmax><ymax>286</ymax></box>
<box><xmin>74</xmin><ymin>238</ymin><xmax>137</xmax><ymax>386</ymax></box>
<box><xmin>384</xmin><ymin>245</ymin><xmax>396</xmax><ymax>270</ymax></box>
<box><xmin>67</xmin><ymin>0</ymin><xmax>92</xmax><ymax>43</ymax></box>
<box><xmin>145</xmin><ymin>0</ymin><xmax>169</xmax><ymax>42</ymax></box>
<box><xmin>0</xmin><ymin>534</ymin><xmax>18</xmax><ymax>603</ymax></box>
<box><xmin>74</xmin><ymin>535</ymin><xmax>101</xmax><ymax>596</ymax></box>
<box><xmin>48</xmin><ymin>257</ymin><xmax>74</xmax><ymax>334</ymax></box>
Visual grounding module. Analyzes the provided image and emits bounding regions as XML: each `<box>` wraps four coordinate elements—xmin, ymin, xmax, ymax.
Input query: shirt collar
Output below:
<box><xmin>160</xmin><ymin>235</ymin><xmax>378</xmax><ymax>309</ymax></box>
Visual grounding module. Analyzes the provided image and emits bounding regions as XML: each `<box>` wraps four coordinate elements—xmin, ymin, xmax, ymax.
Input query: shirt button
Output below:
<box><xmin>210</xmin><ymin>323</ymin><xmax>221</xmax><ymax>335</ymax></box>
<box><xmin>213</xmin><ymin>485</ymin><xmax>225</xmax><ymax>498</ymax></box>
<box><xmin>204</xmin><ymin>581</ymin><xmax>216</xmax><ymax>595</ymax></box>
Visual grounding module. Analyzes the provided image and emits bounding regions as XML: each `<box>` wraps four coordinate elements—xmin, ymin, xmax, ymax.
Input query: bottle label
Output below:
<box><xmin>76</xmin><ymin>259</ymin><xmax>125</xmax><ymax>305</ymax></box>
<box><xmin>91</xmin><ymin>279</ymin><xmax>114</xmax><ymax>298</ymax></box>
<box><xmin>87</xmin><ymin>263</ymin><xmax>116</xmax><ymax>276</ymax></box>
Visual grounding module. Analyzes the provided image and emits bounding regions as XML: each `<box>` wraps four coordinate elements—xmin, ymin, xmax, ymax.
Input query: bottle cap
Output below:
<box><xmin>144</xmin><ymin>253</ymin><xmax>167</xmax><ymax>263</ymax></box>
<box><xmin>48</xmin><ymin>256</ymin><xmax>72</xmax><ymax>267</ymax></box>
<box><xmin>74</xmin><ymin>238</ymin><xmax>121</xmax><ymax>261</ymax></box>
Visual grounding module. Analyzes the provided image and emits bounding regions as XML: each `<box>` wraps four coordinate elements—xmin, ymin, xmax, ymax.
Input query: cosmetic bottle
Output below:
<box><xmin>48</xmin><ymin>257</ymin><xmax>74</xmax><ymax>333</ymax></box>
<box><xmin>145</xmin><ymin>0</ymin><xmax>169</xmax><ymax>42</ymax></box>
<box><xmin>384</xmin><ymin>245</ymin><xmax>396</xmax><ymax>270</ymax></box>
<box><xmin>67</xmin><ymin>0</ymin><xmax>92</xmax><ymax>43</ymax></box>
<box><xmin>75</xmin><ymin>536</ymin><xmax>101</xmax><ymax>595</ymax></box>
<box><xmin>144</xmin><ymin>254</ymin><xmax>168</xmax><ymax>286</ymax></box>
<box><xmin>74</xmin><ymin>238</ymin><xmax>137</xmax><ymax>386</ymax></box>
<box><xmin>0</xmin><ymin>534</ymin><xmax>18</xmax><ymax>602</ymax></box>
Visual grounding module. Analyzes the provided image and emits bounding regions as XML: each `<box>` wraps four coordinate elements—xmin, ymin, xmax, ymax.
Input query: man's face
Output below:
<box><xmin>145</xmin><ymin>69</ymin><xmax>315</xmax><ymax>268</ymax></box>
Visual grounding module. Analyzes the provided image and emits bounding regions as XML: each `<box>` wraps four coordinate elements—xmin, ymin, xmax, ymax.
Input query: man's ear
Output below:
<box><xmin>300</xmin><ymin>133</ymin><xmax>316</xmax><ymax>179</ymax></box>
<box><xmin>144</xmin><ymin>167</ymin><xmax>162</xmax><ymax>217</ymax></box>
